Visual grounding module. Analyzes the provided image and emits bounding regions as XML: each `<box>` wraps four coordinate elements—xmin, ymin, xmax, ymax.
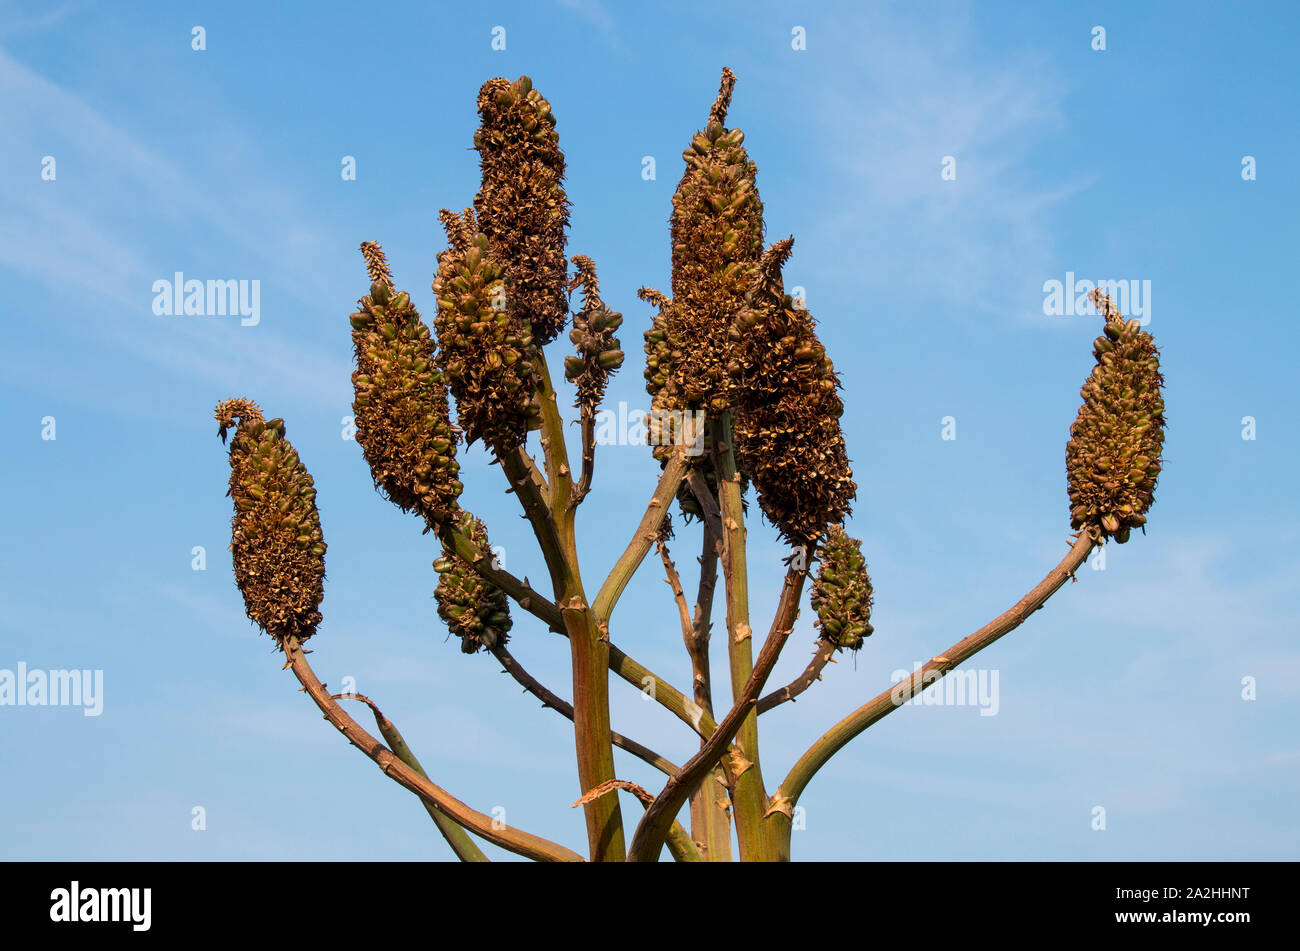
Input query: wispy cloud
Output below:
<box><xmin>809</xmin><ymin>7</ymin><xmax>1086</xmax><ymax>321</ymax></box>
<box><xmin>0</xmin><ymin>47</ymin><xmax>351</xmax><ymax>413</ymax></box>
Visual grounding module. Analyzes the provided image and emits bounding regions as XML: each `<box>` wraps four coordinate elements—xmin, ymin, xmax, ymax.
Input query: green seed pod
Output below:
<box><xmin>565</xmin><ymin>254</ymin><xmax>623</xmax><ymax>412</ymax></box>
<box><xmin>433</xmin><ymin>209</ymin><xmax>541</xmax><ymax>453</ymax></box>
<box><xmin>810</xmin><ymin>525</ymin><xmax>873</xmax><ymax>651</ymax></box>
<box><xmin>473</xmin><ymin>76</ymin><xmax>570</xmax><ymax>346</ymax></box>
<box><xmin>350</xmin><ymin>242</ymin><xmax>463</xmax><ymax>531</ymax></box>
<box><xmin>728</xmin><ymin>239</ymin><xmax>856</xmax><ymax>547</ymax></box>
<box><xmin>1066</xmin><ymin>290</ymin><xmax>1166</xmax><ymax>543</ymax></box>
<box><xmin>654</xmin><ymin>67</ymin><xmax>765</xmax><ymax>413</ymax></box>
<box><xmin>215</xmin><ymin>399</ymin><xmax>325</xmax><ymax>646</ymax></box>
<box><xmin>434</xmin><ymin>511</ymin><xmax>513</xmax><ymax>655</ymax></box>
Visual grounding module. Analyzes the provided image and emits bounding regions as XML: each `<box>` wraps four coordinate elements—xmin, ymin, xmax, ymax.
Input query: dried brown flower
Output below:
<box><xmin>434</xmin><ymin>511</ymin><xmax>513</xmax><ymax>654</ymax></box>
<box><xmin>350</xmin><ymin>243</ymin><xmax>462</xmax><ymax>531</ymax></box>
<box><xmin>651</xmin><ymin>67</ymin><xmax>765</xmax><ymax>413</ymax></box>
<box><xmin>564</xmin><ymin>254</ymin><xmax>623</xmax><ymax>412</ymax></box>
<box><xmin>729</xmin><ymin>240</ymin><xmax>855</xmax><ymax>547</ymax></box>
<box><xmin>1066</xmin><ymin>289</ymin><xmax>1166</xmax><ymax>543</ymax></box>
<box><xmin>473</xmin><ymin>75</ymin><xmax>571</xmax><ymax>346</ymax></box>
<box><xmin>433</xmin><ymin>209</ymin><xmax>541</xmax><ymax>453</ymax></box>
<box><xmin>216</xmin><ymin>399</ymin><xmax>325</xmax><ymax>645</ymax></box>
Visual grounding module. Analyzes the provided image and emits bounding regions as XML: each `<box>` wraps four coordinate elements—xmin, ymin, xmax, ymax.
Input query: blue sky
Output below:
<box><xmin>1</xmin><ymin>0</ymin><xmax>1297</xmax><ymax>861</ymax></box>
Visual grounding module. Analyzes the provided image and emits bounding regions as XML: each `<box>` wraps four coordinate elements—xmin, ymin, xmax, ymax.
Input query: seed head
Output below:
<box><xmin>652</xmin><ymin>67</ymin><xmax>765</xmax><ymax>412</ymax></box>
<box><xmin>215</xmin><ymin>399</ymin><xmax>325</xmax><ymax>646</ymax></box>
<box><xmin>810</xmin><ymin>525</ymin><xmax>873</xmax><ymax>651</ymax></box>
<box><xmin>349</xmin><ymin>243</ymin><xmax>462</xmax><ymax>531</ymax></box>
<box><xmin>565</xmin><ymin>254</ymin><xmax>623</xmax><ymax>412</ymax></box>
<box><xmin>729</xmin><ymin>240</ymin><xmax>855</xmax><ymax>547</ymax></box>
<box><xmin>473</xmin><ymin>75</ymin><xmax>570</xmax><ymax>346</ymax></box>
<box><xmin>1066</xmin><ymin>289</ymin><xmax>1166</xmax><ymax>544</ymax></box>
<box><xmin>433</xmin><ymin>511</ymin><xmax>513</xmax><ymax>654</ymax></box>
<box><xmin>433</xmin><ymin>209</ymin><xmax>542</xmax><ymax>453</ymax></box>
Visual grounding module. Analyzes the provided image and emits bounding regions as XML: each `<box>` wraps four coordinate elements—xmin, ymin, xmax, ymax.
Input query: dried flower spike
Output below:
<box><xmin>433</xmin><ymin>209</ymin><xmax>541</xmax><ymax>453</ymax></box>
<box><xmin>473</xmin><ymin>75</ymin><xmax>571</xmax><ymax>346</ymax></box>
<box><xmin>654</xmin><ymin>67</ymin><xmax>765</xmax><ymax>412</ymax></box>
<box><xmin>350</xmin><ymin>243</ymin><xmax>463</xmax><ymax>531</ymax></box>
<box><xmin>810</xmin><ymin>525</ymin><xmax>873</xmax><ymax>651</ymax></box>
<box><xmin>729</xmin><ymin>240</ymin><xmax>855</xmax><ymax>547</ymax></box>
<box><xmin>434</xmin><ymin>511</ymin><xmax>513</xmax><ymax>654</ymax></box>
<box><xmin>1066</xmin><ymin>289</ymin><xmax>1166</xmax><ymax>544</ymax></box>
<box><xmin>565</xmin><ymin>254</ymin><xmax>624</xmax><ymax>412</ymax></box>
<box><xmin>216</xmin><ymin>399</ymin><xmax>325</xmax><ymax>645</ymax></box>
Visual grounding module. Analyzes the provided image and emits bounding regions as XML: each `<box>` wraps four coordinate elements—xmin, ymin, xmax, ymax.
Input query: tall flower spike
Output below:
<box><xmin>656</xmin><ymin>66</ymin><xmax>766</xmax><ymax>412</ymax></box>
<box><xmin>473</xmin><ymin>75</ymin><xmax>571</xmax><ymax>346</ymax></box>
<box><xmin>215</xmin><ymin>399</ymin><xmax>325</xmax><ymax>646</ymax></box>
<box><xmin>349</xmin><ymin>243</ymin><xmax>463</xmax><ymax>531</ymax></box>
<box><xmin>810</xmin><ymin>525</ymin><xmax>874</xmax><ymax>651</ymax></box>
<box><xmin>433</xmin><ymin>208</ymin><xmax>541</xmax><ymax>453</ymax></box>
<box><xmin>434</xmin><ymin>511</ymin><xmax>513</xmax><ymax>654</ymax></box>
<box><xmin>565</xmin><ymin>254</ymin><xmax>624</xmax><ymax>412</ymax></box>
<box><xmin>1066</xmin><ymin>289</ymin><xmax>1166</xmax><ymax>544</ymax></box>
<box><xmin>728</xmin><ymin>239</ymin><xmax>856</xmax><ymax>547</ymax></box>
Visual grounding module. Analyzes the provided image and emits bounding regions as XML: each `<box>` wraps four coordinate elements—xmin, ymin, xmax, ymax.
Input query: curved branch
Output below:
<box><xmin>332</xmin><ymin>692</ymin><xmax>488</xmax><ymax>862</ymax></box>
<box><xmin>592</xmin><ymin>448</ymin><xmax>689</xmax><ymax>621</ymax></box>
<box><xmin>441</xmin><ymin>514</ymin><xmax>722</xmax><ymax>742</ymax></box>
<box><xmin>627</xmin><ymin>558</ymin><xmax>809</xmax><ymax>862</ymax></box>
<box><xmin>658</xmin><ymin>539</ymin><xmax>694</xmax><ymax>640</ymax></box>
<box><xmin>757</xmin><ymin>640</ymin><xmax>838</xmax><ymax>714</ymax></box>
<box><xmin>775</xmin><ymin>532</ymin><xmax>1097</xmax><ymax>810</ymax></box>
<box><xmin>283</xmin><ymin>636</ymin><xmax>584</xmax><ymax>862</ymax></box>
<box><xmin>489</xmin><ymin>642</ymin><xmax>681</xmax><ymax>776</ymax></box>
<box><xmin>500</xmin><ymin>447</ymin><xmax>568</xmax><ymax>594</ymax></box>
<box><xmin>437</xmin><ymin>520</ymin><xmax>564</xmax><ymax>633</ymax></box>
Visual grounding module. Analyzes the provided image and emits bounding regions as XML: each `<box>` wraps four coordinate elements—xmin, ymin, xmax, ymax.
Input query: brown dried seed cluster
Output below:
<box><xmin>433</xmin><ymin>511</ymin><xmax>513</xmax><ymax>654</ymax></box>
<box><xmin>649</xmin><ymin>67</ymin><xmax>766</xmax><ymax>413</ymax></box>
<box><xmin>350</xmin><ymin>243</ymin><xmax>462</xmax><ymax>531</ymax></box>
<box><xmin>729</xmin><ymin>240</ymin><xmax>855</xmax><ymax>548</ymax></box>
<box><xmin>1066</xmin><ymin>289</ymin><xmax>1165</xmax><ymax>544</ymax></box>
<box><xmin>216</xmin><ymin>399</ymin><xmax>325</xmax><ymax>646</ymax></box>
<box><xmin>433</xmin><ymin>209</ymin><xmax>541</xmax><ymax>453</ymax></box>
<box><xmin>473</xmin><ymin>75</ymin><xmax>571</xmax><ymax>346</ymax></box>
<box><xmin>564</xmin><ymin>254</ymin><xmax>624</xmax><ymax>412</ymax></box>
<box><xmin>810</xmin><ymin>525</ymin><xmax>873</xmax><ymax>651</ymax></box>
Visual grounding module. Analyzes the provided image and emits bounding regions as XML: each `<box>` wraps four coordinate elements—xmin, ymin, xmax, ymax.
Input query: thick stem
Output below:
<box><xmin>767</xmin><ymin>532</ymin><xmax>1097</xmax><ymax>857</ymax></box>
<box><xmin>626</xmin><ymin>561</ymin><xmax>807</xmax><ymax>861</ymax></box>
<box><xmin>562</xmin><ymin>594</ymin><xmax>626</xmax><ymax>861</ymax></box>
<box><xmin>283</xmin><ymin>637</ymin><xmax>583</xmax><ymax>862</ymax></box>
<box><xmin>711</xmin><ymin>413</ymin><xmax>770</xmax><ymax>861</ymax></box>
<box><xmin>662</xmin><ymin>535</ymin><xmax>732</xmax><ymax>861</ymax></box>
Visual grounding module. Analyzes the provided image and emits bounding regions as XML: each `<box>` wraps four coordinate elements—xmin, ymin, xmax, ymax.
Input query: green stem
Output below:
<box><xmin>711</xmin><ymin>412</ymin><xmax>770</xmax><ymax>861</ymax></box>
<box><xmin>592</xmin><ymin>449</ymin><xmax>688</xmax><ymax>622</ymax></box>
<box><xmin>531</xmin><ymin>350</ymin><xmax>625</xmax><ymax>862</ymax></box>
<box><xmin>767</xmin><ymin>532</ymin><xmax>1097</xmax><ymax>856</ymax></box>
<box><xmin>337</xmin><ymin>693</ymin><xmax>488</xmax><ymax>862</ymax></box>
<box><xmin>625</xmin><ymin>561</ymin><xmax>807</xmax><ymax>861</ymax></box>
<box><xmin>283</xmin><ymin>637</ymin><xmax>583</xmax><ymax>862</ymax></box>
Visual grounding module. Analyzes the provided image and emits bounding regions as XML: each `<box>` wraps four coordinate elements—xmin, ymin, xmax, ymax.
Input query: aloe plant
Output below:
<box><xmin>213</xmin><ymin>68</ymin><xmax>1165</xmax><ymax>862</ymax></box>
